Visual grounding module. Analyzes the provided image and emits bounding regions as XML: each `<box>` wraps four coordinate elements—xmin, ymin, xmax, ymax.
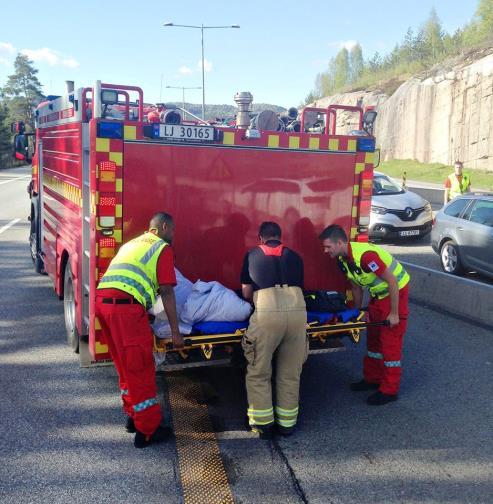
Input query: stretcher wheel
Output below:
<box><xmin>349</xmin><ymin>328</ymin><xmax>361</xmax><ymax>344</ymax></box>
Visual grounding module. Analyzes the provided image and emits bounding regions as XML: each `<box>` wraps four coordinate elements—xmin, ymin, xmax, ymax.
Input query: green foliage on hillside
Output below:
<box><xmin>380</xmin><ymin>159</ymin><xmax>493</xmax><ymax>191</ymax></box>
<box><xmin>306</xmin><ymin>0</ymin><xmax>493</xmax><ymax>103</ymax></box>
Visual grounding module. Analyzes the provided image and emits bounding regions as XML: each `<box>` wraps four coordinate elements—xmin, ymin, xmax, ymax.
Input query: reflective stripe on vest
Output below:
<box><xmin>340</xmin><ymin>242</ymin><xmax>410</xmax><ymax>299</ymax></box>
<box><xmin>97</xmin><ymin>232</ymin><xmax>167</xmax><ymax>310</ymax></box>
<box><xmin>448</xmin><ymin>173</ymin><xmax>470</xmax><ymax>199</ymax></box>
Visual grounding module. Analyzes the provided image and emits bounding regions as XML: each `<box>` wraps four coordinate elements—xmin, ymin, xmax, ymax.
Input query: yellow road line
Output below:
<box><xmin>167</xmin><ymin>373</ymin><xmax>235</xmax><ymax>504</ymax></box>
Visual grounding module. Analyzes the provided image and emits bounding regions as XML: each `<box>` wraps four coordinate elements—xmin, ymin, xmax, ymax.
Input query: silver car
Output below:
<box><xmin>369</xmin><ymin>172</ymin><xmax>433</xmax><ymax>240</ymax></box>
<box><xmin>431</xmin><ymin>193</ymin><xmax>493</xmax><ymax>278</ymax></box>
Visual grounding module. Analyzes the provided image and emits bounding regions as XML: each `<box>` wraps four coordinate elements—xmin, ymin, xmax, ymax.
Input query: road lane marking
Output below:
<box><xmin>167</xmin><ymin>373</ymin><xmax>235</xmax><ymax>504</ymax></box>
<box><xmin>0</xmin><ymin>218</ymin><xmax>21</xmax><ymax>235</ymax></box>
<box><xmin>0</xmin><ymin>175</ymin><xmax>30</xmax><ymax>185</ymax></box>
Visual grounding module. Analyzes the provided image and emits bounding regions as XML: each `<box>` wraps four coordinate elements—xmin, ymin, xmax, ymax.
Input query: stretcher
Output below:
<box><xmin>154</xmin><ymin>309</ymin><xmax>388</xmax><ymax>371</ymax></box>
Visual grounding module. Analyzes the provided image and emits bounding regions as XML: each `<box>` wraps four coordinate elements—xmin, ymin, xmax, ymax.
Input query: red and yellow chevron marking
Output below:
<box><xmin>43</xmin><ymin>173</ymin><xmax>82</xmax><ymax>206</ymax></box>
<box><xmin>92</xmin><ymin>137</ymin><xmax>124</xmax><ymax>360</ymax></box>
<box><xmin>222</xmin><ymin>130</ymin><xmax>359</xmax><ymax>152</ymax></box>
<box><xmin>349</xmin><ymin>151</ymin><xmax>375</xmax><ymax>240</ymax></box>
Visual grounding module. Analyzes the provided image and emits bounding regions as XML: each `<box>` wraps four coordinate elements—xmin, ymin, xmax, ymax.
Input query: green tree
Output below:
<box><xmin>1</xmin><ymin>54</ymin><xmax>44</xmax><ymax>132</ymax></box>
<box><xmin>334</xmin><ymin>48</ymin><xmax>350</xmax><ymax>90</ymax></box>
<box><xmin>423</xmin><ymin>8</ymin><xmax>445</xmax><ymax>61</ymax></box>
<box><xmin>349</xmin><ymin>44</ymin><xmax>364</xmax><ymax>83</ymax></box>
<box><xmin>402</xmin><ymin>27</ymin><xmax>415</xmax><ymax>62</ymax></box>
<box><xmin>0</xmin><ymin>103</ymin><xmax>11</xmax><ymax>155</ymax></box>
<box><xmin>368</xmin><ymin>51</ymin><xmax>382</xmax><ymax>72</ymax></box>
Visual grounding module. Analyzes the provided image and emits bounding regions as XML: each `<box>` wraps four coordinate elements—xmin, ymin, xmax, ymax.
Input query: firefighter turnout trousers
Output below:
<box><xmin>242</xmin><ymin>286</ymin><xmax>307</xmax><ymax>431</ymax></box>
<box><xmin>364</xmin><ymin>285</ymin><xmax>409</xmax><ymax>395</ymax></box>
<box><xmin>95</xmin><ymin>295</ymin><xmax>162</xmax><ymax>435</ymax></box>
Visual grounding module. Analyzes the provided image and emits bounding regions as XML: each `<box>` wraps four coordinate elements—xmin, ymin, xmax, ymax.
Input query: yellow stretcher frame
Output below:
<box><xmin>154</xmin><ymin>311</ymin><xmax>372</xmax><ymax>362</ymax></box>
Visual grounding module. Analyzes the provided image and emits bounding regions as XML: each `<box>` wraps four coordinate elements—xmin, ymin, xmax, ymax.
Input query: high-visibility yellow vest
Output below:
<box><xmin>97</xmin><ymin>232</ymin><xmax>168</xmax><ymax>309</ymax></box>
<box><xmin>448</xmin><ymin>173</ymin><xmax>470</xmax><ymax>200</ymax></box>
<box><xmin>338</xmin><ymin>242</ymin><xmax>410</xmax><ymax>299</ymax></box>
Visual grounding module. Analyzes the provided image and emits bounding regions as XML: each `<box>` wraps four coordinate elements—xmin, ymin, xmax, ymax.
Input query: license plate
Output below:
<box><xmin>399</xmin><ymin>229</ymin><xmax>420</xmax><ymax>236</ymax></box>
<box><xmin>159</xmin><ymin>124</ymin><xmax>215</xmax><ymax>142</ymax></box>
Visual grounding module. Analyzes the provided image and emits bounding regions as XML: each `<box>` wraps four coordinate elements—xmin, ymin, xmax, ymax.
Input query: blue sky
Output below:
<box><xmin>0</xmin><ymin>0</ymin><xmax>478</xmax><ymax>108</ymax></box>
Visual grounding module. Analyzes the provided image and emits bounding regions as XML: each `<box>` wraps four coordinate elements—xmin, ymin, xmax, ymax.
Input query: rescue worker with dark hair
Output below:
<box><xmin>319</xmin><ymin>224</ymin><xmax>410</xmax><ymax>405</ymax></box>
<box><xmin>444</xmin><ymin>160</ymin><xmax>471</xmax><ymax>204</ymax></box>
<box><xmin>95</xmin><ymin>212</ymin><xmax>184</xmax><ymax>448</ymax></box>
<box><xmin>241</xmin><ymin>221</ymin><xmax>307</xmax><ymax>438</ymax></box>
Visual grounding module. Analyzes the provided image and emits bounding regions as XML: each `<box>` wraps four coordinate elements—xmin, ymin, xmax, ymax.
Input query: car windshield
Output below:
<box><xmin>372</xmin><ymin>175</ymin><xmax>404</xmax><ymax>196</ymax></box>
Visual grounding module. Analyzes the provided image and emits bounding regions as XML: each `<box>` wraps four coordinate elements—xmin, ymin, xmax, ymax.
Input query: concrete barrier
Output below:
<box><xmin>401</xmin><ymin>261</ymin><xmax>493</xmax><ymax>327</ymax></box>
<box><xmin>407</xmin><ymin>185</ymin><xmax>444</xmax><ymax>207</ymax></box>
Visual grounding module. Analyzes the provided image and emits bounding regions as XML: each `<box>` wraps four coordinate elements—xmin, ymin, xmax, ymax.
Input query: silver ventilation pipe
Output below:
<box><xmin>234</xmin><ymin>91</ymin><xmax>253</xmax><ymax>128</ymax></box>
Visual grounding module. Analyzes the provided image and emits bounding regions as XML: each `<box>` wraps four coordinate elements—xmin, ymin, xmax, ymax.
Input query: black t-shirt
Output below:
<box><xmin>240</xmin><ymin>240</ymin><xmax>304</xmax><ymax>291</ymax></box>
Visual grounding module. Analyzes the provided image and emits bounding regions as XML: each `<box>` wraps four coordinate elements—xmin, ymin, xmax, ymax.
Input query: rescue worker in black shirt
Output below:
<box><xmin>240</xmin><ymin>221</ymin><xmax>307</xmax><ymax>438</ymax></box>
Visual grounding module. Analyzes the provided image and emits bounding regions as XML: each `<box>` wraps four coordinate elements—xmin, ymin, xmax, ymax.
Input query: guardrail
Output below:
<box><xmin>402</xmin><ymin>261</ymin><xmax>493</xmax><ymax>327</ymax></box>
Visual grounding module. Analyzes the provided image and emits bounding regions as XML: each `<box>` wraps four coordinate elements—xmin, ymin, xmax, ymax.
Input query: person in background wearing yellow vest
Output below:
<box><xmin>319</xmin><ymin>225</ymin><xmax>410</xmax><ymax>405</ymax></box>
<box><xmin>444</xmin><ymin>161</ymin><xmax>471</xmax><ymax>204</ymax></box>
<box><xmin>95</xmin><ymin>212</ymin><xmax>184</xmax><ymax>448</ymax></box>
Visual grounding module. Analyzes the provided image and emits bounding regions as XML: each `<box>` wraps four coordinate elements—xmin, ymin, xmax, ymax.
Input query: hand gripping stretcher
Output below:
<box><xmin>153</xmin><ymin>308</ymin><xmax>389</xmax><ymax>371</ymax></box>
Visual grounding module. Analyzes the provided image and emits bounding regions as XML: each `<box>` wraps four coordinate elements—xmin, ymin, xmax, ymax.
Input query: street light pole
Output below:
<box><xmin>163</xmin><ymin>22</ymin><xmax>240</xmax><ymax>120</ymax></box>
<box><xmin>201</xmin><ymin>24</ymin><xmax>205</xmax><ymax>120</ymax></box>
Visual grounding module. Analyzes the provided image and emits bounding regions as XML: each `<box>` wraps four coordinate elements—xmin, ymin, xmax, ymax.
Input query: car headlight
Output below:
<box><xmin>371</xmin><ymin>205</ymin><xmax>387</xmax><ymax>215</ymax></box>
<box><xmin>424</xmin><ymin>202</ymin><xmax>432</xmax><ymax>213</ymax></box>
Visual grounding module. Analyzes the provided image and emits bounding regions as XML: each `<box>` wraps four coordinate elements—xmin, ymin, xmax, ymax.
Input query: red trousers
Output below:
<box><xmin>95</xmin><ymin>294</ymin><xmax>162</xmax><ymax>435</ymax></box>
<box><xmin>364</xmin><ymin>286</ymin><xmax>409</xmax><ymax>395</ymax></box>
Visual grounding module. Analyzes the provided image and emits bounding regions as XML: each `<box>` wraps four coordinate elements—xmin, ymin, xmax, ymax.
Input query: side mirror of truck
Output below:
<box><xmin>13</xmin><ymin>133</ymin><xmax>32</xmax><ymax>163</ymax></box>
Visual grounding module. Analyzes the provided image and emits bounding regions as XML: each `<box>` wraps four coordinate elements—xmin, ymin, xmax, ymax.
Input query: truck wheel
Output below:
<box><xmin>29</xmin><ymin>215</ymin><xmax>45</xmax><ymax>274</ymax></box>
<box><xmin>440</xmin><ymin>240</ymin><xmax>463</xmax><ymax>275</ymax></box>
<box><xmin>29</xmin><ymin>218</ymin><xmax>37</xmax><ymax>263</ymax></box>
<box><xmin>64</xmin><ymin>262</ymin><xmax>80</xmax><ymax>353</ymax></box>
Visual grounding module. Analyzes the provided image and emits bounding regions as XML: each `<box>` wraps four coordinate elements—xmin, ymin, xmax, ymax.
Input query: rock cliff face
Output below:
<box><xmin>311</xmin><ymin>52</ymin><xmax>493</xmax><ymax>172</ymax></box>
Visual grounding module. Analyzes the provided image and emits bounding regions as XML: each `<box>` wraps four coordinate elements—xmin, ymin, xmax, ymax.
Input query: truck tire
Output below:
<box><xmin>64</xmin><ymin>261</ymin><xmax>80</xmax><ymax>353</ymax></box>
<box><xmin>440</xmin><ymin>240</ymin><xmax>464</xmax><ymax>276</ymax></box>
<box><xmin>29</xmin><ymin>215</ymin><xmax>45</xmax><ymax>274</ymax></box>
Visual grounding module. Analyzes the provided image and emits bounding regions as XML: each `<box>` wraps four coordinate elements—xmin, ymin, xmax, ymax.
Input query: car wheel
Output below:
<box><xmin>440</xmin><ymin>240</ymin><xmax>464</xmax><ymax>275</ymax></box>
<box><xmin>64</xmin><ymin>261</ymin><xmax>80</xmax><ymax>353</ymax></box>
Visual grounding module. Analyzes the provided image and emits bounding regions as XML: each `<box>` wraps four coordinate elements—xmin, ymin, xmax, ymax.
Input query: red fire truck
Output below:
<box><xmin>14</xmin><ymin>81</ymin><xmax>377</xmax><ymax>366</ymax></box>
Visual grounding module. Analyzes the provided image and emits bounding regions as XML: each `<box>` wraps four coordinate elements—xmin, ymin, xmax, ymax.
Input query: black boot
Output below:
<box><xmin>125</xmin><ymin>417</ymin><xmax>136</xmax><ymax>433</ymax></box>
<box><xmin>250</xmin><ymin>424</ymin><xmax>274</xmax><ymax>440</ymax></box>
<box><xmin>350</xmin><ymin>379</ymin><xmax>380</xmax><ymax>392</ymax></box>
<box><xmin>134</xmin><ymin>425</ymin><xmax>172</xmax><ymax>448</ymax></box>
<box><xmin>276</xmin><ymin>424</ymin><xmax>296</xmax><ymax>437</ymax></box>
<box><xmin>367</xmin><ymin>391</ymin><xmax>398</xmax><ymax>406</ymax></box>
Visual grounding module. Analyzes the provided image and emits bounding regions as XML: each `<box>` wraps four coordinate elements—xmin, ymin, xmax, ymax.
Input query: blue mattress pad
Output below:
<box><xmin>192</xmin><ymin>308</ymin><xmax>361</xmax><ymax>335</ymax></box>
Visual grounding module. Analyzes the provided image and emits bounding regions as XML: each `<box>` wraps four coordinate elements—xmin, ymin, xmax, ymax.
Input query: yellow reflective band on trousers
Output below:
<box><xmin>247</xmin><ymin>406</ymin><xmax>274</xmax><ymax>426</ymax></box>
<box><xmin>275</xmin><ymin>405</ymin><xmax>299</xmax><ymax>427</ymax></box>
<box><xmin>448</xmin><ymin>173</ymin><xmax>470</xmax><ymax>199</ymax></box>
<box><xmin>98</xmin><ymin>232</ymin><xmax>167</xmax><ymax>309</ymax></box>
<box><xmin>341</xmin><ymin>242</ymin><xmax>410</xmax><ymax>299</ymax></box>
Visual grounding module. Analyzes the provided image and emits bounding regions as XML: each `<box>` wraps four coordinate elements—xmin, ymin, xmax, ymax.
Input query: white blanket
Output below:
<box><xmin>180</xmin><ymin>280</ymin><xmax>252</xmax><ymax>325</ymax></box>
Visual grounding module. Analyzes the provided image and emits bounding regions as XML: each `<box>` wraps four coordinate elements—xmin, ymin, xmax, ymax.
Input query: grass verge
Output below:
<box><xmin>379</xmin><ymin>159</ymin><xmax>493</xmax><ymax>191</ymax></box>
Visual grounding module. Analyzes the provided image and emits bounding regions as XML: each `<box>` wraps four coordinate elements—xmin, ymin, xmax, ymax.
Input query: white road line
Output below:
<box><xmin>0</xmin><ymin>218</ymin><xmax>21</xmax><ymax>235</ymax></box>
<box><xmin>0</xmin><ymin>175</ymin><xmax>30</xmax><ymax>186</ymax></box>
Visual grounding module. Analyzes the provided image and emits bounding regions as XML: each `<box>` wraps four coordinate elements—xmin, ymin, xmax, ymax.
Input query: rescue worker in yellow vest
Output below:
<box><xmin>319</xmin><ymin>224</ymin><xmax>410</xmax><ymax>405</ymax></box>
<box><xmin>95</xmin><ymin>212</ymin><xmax>184</xmax><ymax>448</ymax></box>
<box><xmin>241</xmin><ymin>222</ymin><xmax>307</xmax><ymax>438</ymax></box>
<box><xmin>444</xmin><ymin>161</ymin><xmax>471</xmax><ymax>204</ymax></box>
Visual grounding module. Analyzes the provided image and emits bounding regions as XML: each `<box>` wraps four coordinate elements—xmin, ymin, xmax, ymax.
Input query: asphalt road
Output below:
<box><xmin>1</xmin><ymin>166</ymin><xmax>493</xmax><ymax>503</ymax></box>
